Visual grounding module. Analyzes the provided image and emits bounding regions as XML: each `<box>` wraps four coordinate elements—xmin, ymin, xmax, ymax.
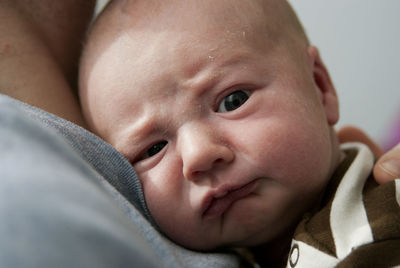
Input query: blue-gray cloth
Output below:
<box><xmin>0</xmin><ymin>94</ymin><xmax>241</xmax><ymax>268</ymax></box>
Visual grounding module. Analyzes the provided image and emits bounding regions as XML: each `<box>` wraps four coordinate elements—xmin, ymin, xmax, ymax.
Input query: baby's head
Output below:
<box><xmin>79</xmin><ymin>0</ymin><xmax>342</xmax><ymax>250</ymax></box>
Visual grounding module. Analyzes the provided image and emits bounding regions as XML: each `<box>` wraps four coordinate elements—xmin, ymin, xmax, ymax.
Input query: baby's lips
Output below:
<box><xmin>202</xmin><ymin>179</ymin><xmax>260</xmax><ymax>219</ymax></box>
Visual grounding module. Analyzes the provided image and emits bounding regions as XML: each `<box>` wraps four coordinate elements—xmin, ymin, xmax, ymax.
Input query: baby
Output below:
<box><xmin>79</xmin><ymin>0</ymin><xmax>400</xmax><ymax>266</ymax></box>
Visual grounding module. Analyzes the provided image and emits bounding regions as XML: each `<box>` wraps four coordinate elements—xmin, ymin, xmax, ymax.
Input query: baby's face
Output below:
<box><xmin>81</xmin><ymin>1</ymin><xmax>340</xmax><ymax>250</ymax></box>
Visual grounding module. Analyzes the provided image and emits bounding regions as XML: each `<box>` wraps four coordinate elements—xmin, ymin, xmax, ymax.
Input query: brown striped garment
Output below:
<box><xmin>286</xmin><ymin>143</ymin><xmax>400</xmax><ymax>268</ymax></box>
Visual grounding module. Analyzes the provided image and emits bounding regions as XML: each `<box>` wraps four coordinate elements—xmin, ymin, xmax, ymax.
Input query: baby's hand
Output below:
<box><xmin>337</xmin><ymin>125</ymin><xmax>400</xmax><ymax>183</ymax></box>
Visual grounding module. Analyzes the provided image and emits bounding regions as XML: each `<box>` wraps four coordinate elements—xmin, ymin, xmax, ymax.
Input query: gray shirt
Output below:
<box><xmin>0</xmin><ymin>94</ymin><xmax>241</xmax><ymax>268</ymax></box>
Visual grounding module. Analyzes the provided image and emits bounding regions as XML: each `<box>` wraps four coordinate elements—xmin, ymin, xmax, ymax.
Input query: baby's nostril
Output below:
<box><xmin>214</xmin><ymin>158</ymin><xmax>224</xmax><ymax>164</ymax></box>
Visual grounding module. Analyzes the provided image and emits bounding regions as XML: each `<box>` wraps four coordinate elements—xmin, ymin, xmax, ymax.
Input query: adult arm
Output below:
<box><xmin>0</xmin><ymin>0</ymin><xmax>95</xmax><ymax>127</ymax></box>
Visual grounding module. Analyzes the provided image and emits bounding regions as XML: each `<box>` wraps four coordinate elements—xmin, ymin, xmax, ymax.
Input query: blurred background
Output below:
<box><xmin>289</xmin><ymin>0</ymin><xmax>400</xmax><ymax>150</ymax></box>
<box><xmin>95</xmin><ymin>0</ymin><xmax>400</xmax><ymax>149</ymax></box>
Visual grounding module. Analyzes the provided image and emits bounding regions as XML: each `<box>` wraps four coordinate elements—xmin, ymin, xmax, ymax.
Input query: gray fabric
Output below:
<box><xmin>0</xmin><ymin>95</ymin><xmax>241</xmax><ymax>268</ymax></box>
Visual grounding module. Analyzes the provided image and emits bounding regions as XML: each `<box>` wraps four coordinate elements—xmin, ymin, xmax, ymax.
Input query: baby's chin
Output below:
<box><xmin>170</xmin><ymin>226</ymin><xmax>279</xmax><ymax>252</ymax></box>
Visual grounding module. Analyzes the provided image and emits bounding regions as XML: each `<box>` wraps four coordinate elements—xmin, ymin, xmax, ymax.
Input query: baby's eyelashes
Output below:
<box><xmin>217</xmin><ymin>90</ymin><xmax>250</xmax><ymax>113</ymax></box>
<box><xmin>138</xmin><ymin>141</ymin><xmax>168</xmax><ymax>161</ymax></box>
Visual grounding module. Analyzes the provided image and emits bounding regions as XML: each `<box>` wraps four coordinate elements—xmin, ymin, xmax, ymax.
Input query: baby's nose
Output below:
<box><xmin>179</xmin><ymin>125</ymin><xmax>234</xmax><ymax>181</ymax></box>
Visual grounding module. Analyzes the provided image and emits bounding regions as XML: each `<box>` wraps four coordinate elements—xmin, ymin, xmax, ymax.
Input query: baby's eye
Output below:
<box><xmin>141</xmin><ymin>141</ymin><xmax>168</xmax><ymax>160</ymax></box>
<box><xmin>217</xmin><ymin>90</ymin><xmax>250</xmax><ymax>112</ymax></box>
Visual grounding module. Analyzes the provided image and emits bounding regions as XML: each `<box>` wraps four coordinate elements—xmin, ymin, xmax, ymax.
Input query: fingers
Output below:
<box><xmin>373</xmin><ymin>143</ymin><xmax>400</xmax><ymax>184</ymax></box>
<box><xmin>337</xmin><ymin>125</ymin><xmax>400</xmax><ymax>184</ymax></box>
<box><xmin>337</xmin><ymin>125</ymin><xmax>383</xmax><ymax>157</ymax></box>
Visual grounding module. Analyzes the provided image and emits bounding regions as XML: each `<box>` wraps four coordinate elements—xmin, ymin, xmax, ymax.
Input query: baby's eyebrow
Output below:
<box><xmin>114</xmin><ymin>116</ymin><xmax>159</xmax><ymax>159</ymax></box>
<box><xmin>181</xmin><ymin>52</ymin><xmax>254</xmax><ymax>94</ymax></box>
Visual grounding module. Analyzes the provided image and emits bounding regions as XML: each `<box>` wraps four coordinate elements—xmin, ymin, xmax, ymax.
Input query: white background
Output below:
<box><xmin>289</xmin><ymin>0</ymin><xmax>399</xmax><ymax>147</ymax></box>
<box><xmin>95</xmin><ymin>0</ymin><xmax>400</xmax><ymax>147</ymax></box>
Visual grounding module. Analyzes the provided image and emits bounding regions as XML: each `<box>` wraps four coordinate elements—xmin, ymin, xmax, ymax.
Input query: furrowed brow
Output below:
<box><xmin>113</xmin><ymin>116</ymin><xmax>159</xmax><ymax>160</ymax></box>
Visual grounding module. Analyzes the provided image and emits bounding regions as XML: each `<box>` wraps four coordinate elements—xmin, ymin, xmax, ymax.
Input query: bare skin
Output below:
<box><xmin>0</xmin><ymin>0</ymin><xmax>95</xmax><ymax>127</ymax></box>
<box><xmin>80</xmin><ymin>0</ymin><xmax>343</xmax><ymax>251</ymax></box>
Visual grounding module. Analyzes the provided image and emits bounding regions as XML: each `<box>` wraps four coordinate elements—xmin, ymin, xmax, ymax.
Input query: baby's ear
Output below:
<box><xmin>308</xmin><ymin>46</ymin><xmax>339</xmax><ymax>126</ymax></box>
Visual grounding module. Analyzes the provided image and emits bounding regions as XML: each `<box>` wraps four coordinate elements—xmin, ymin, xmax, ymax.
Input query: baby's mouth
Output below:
<box><xmin>203</xmin><ymin>179</ymin><xmax>259</xmax><ymax>219</ymax></box>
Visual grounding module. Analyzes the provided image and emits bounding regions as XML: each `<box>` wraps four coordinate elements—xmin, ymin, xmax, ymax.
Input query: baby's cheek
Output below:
<box><xmin>142</xmin><ymin>169</ymin><xmax>185</xmax><ymax>224</ymax></box>
<box><xmin>251</xmin><ymin>120</ymin><xmax>328</xmax><ymax>186</ymax></box>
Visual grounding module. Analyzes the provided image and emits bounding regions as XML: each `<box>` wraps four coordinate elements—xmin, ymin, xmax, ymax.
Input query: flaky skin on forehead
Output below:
<box><xmin>79</xmin><ymin>0</ymin><xmax>309</xmax><ymax>129</ymax></box>
<box><xmin>85</xmin><ymin>0</ymin><xmax>308</xmax><ymax>55</ymax></box>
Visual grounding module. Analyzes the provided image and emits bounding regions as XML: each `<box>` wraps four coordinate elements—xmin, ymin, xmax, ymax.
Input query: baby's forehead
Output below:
<box><xmin>86</xmin><ymin>0</ymin><xmax>307</xmax><ymax>68</ymax></box>
<box><xmin>107</xmin><ymin>0</ymin><xmax>286</xmax><ymax>40</ymax></box>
